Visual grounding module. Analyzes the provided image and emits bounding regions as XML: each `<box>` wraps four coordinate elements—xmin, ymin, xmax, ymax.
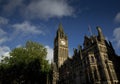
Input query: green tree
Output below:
<box><xmin>0</xmin><ymin>41</ymin><xmax>50</xmax><ymax>84</ymax></box>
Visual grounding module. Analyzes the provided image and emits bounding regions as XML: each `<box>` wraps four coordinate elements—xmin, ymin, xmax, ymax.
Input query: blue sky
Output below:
<box><xmin>0</xmin><ymin>0</ymin><xmax>120</xmax><ymax>62</ymax></box>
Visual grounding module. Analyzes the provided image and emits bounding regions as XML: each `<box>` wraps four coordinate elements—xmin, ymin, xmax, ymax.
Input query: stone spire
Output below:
<box><xmin>57</xmin><ymin>23</ymin><xmax>66</xmax><ymax>39</ymax></box>
<box><xmin>58</xmin><ymin>23</ymin><xmax>64</xmax><ymax>32</ymax></box>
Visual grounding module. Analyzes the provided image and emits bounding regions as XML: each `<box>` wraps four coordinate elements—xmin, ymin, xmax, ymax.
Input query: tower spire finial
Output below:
<box><xmin>58</xmin><ymin>23</ymin><xmax>64</xmax><ymax>32</ymax></box>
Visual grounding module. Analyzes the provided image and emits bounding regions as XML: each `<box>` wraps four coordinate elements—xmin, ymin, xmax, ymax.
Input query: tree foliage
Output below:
<box><xmin>0</xmin><ymin>41</ymin><xmax>50</xmax><ymax>84</ymax></box>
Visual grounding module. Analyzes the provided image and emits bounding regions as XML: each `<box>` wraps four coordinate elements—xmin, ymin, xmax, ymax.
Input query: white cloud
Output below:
<box><xmin>0</xmin><ymin>37</ymin><xmax>8</xmax><ymax>44</ymax></box>
<box><xmin>0</xmin><ymin>46</ymin><xmax>10</xmax><ymax>56</ymax></box>
<box><xmin>45</xmin><ymin>45</ymin><xmax>53</xmax><ymax>63</ymax></box>
<box><xmin>0</xmin><ymin>46</ymin><xmax>10</xmax><ymax>61</ymax></box>
<box><xmin>3</xmin><ymin>0</ymin><xmax>24</xmax><ymax>14</ymax></box>
<box><xmin>24</xmin><ymin>0</ymin><xmax>74</xmax><ymax>19</ymax></box>
<box><xmin>0</xmin><ymin>28</ymin><xmax>6</xmax><ymax>35</ymax></box>
<box><xmin>0</xmin><ymin>16</ymin><xmax>9</xmax><ymax>24</ymax></box>
<box><xmin>114</xmin><ymin>12</ymin><xmax>120</xmax><ymax>23</ymax></box>
<box><xmin>0</xmin><ymin>20</ymin><xmax>46</xmax><ymax>45</ymax></box>
<box><xmin>12</xmin><ymin>21</ymin><xmax>44</xmax><ymax>35</ymax></box>
<box><xmin>2</xmin><ymin>0</ymin><xmax>74</xmax><ymax>20</ymax></box>
<box><xmin>16</xmin><ymin>44</ymin><xmax>22</xmax><ymax>48</ymax></box>
<box><xmin>113</xmin><ymin>27</ymin><xmax>120</xmax><ymax>48</ymax></box>
<box><xmin>0</xmin><ymin>28</ymin><xmax>8</xmax><ymax>44</ymax></box>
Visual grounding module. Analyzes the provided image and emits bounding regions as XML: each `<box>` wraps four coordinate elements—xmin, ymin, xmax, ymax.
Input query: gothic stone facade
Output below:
<box><xmin>51</xmin><ymin>24</ymin><xmax>119</xmax><ymax>84</ymax></box>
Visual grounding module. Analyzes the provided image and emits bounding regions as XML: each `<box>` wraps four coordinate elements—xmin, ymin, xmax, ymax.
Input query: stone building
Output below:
<box><xmin>51</xmin><ymin>23</ymin><xmax>119</xmax><ymax>84</ymax></box>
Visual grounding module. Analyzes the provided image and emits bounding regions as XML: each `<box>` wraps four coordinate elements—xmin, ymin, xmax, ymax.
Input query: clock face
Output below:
<box><xmin>61</xmin><ymin>40</ymin><xmax>66</xmax><ymax>45</ymax></box>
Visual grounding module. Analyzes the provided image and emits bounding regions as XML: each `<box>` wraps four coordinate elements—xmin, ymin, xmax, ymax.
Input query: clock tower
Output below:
<box><xmin>54</xmin><ymin>23</ymin><xmax>68</xmax><ymax>68</ymax></box>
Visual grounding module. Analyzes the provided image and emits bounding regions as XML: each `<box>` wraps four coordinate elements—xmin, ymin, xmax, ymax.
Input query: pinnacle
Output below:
<box><xmin>58</xmin><ymin>23</ymin><xmax>64</xmax><ymax>32</ymax></box>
